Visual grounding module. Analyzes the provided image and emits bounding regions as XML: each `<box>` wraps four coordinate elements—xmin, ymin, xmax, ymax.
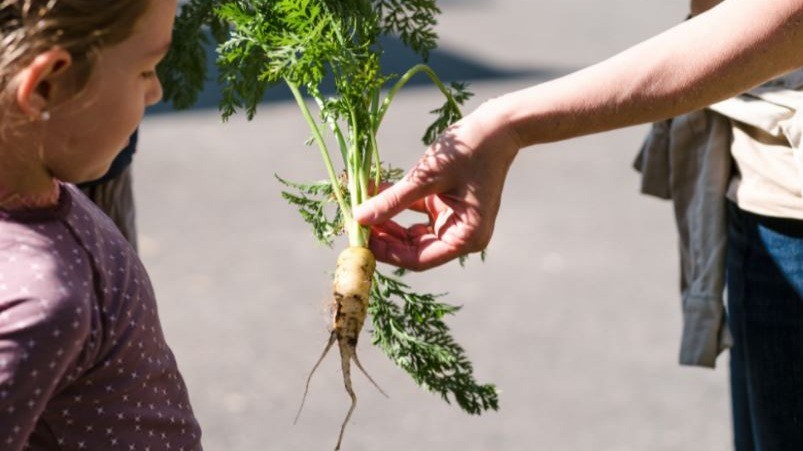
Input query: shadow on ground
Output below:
<box><xmin>147</xmin><ymin>35</ymin><xmax>571</xmax><ymax>116</ymax></box>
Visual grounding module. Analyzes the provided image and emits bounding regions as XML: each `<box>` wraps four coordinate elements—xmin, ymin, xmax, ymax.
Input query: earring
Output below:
<box><xmin>40</xmin><ymin>111</ymin><xmax>50</xmax><ymax>121</ymax></box>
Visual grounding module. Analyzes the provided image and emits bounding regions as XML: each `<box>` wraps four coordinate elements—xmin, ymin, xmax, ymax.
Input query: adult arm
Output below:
<box><xmin>354</xmin><ymin>0</ymin><xmax>803</xmax><ymax>270</ymax></box>
<box><xmin>504</xmin><ymin>0</ymin><xmax>803</xmax><ymax>146</ymax></box>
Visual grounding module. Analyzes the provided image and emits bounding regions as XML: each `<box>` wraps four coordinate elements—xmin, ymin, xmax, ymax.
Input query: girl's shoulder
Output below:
<box><xmin>0</xmin><ymin>183</ymin><xmax>127</xmax><ymax>250</ymax></box>
<box><xmin>0</xmin><ymin>217</ymin><xmax>95</xmax><ymax>310</ymax></box>
<box><xmin>0</xmin><ymin>186</ymin><xmax>97</xmax><ymax>316</ymax></box>
<box><xmin>0</xmin><ymin>182</ymin><xmax>135</xmax><ymax>324</ymax></box>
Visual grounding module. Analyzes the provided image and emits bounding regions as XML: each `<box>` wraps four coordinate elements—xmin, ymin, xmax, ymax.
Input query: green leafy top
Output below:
<box><xmin>374</xmin><ymin>0</ymin><xmax>439</xmax><ymax>59</ymax></box>
<box><xmin>158</xmin><ymin>0</ymin><xmax>228</xmax><ymax>110</ymax></box>
<box><xmin>160</xmin><ymin>0</ymin><xmax>442</xmax><ymax>118</ymax></box>
<box><xmin>371</xmin><ymin>271</ymin><xmax>498</xmax><ymax>414</ymax></box>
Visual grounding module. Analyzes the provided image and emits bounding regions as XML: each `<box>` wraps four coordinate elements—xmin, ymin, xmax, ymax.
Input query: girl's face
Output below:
<box><xmin>42</xmin><ymin>0</ymin><xmax>177</xmax><ymax>183</ymax></box>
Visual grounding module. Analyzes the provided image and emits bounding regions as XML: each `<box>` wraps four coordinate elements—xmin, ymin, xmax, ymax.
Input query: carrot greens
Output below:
<box><xmin>159</xmin><ymin>0</ymin><xmax>499</xmax><ymax>436</ymax></box>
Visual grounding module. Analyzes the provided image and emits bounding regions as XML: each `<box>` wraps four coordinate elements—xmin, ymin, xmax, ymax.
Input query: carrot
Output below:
<box><xmin>295</xmin><ymin>246</ymin><xmax>388</xmax><ymax>450</ymax></box>
<box><xmin>163</xmin><ymin>3</ymin><xmax>499</xmax><ymax>450</ymax></box>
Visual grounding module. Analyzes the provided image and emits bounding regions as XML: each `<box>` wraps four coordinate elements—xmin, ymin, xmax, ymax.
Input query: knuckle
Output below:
<box><xmin>464</xmin><ymin>227</ymin><xmax>492</xmax><ymax>253</ymax></box>
<box><xmin>388</xmin><ymin>186</ymin><xmax>404</xmax><ymax>204</ymax></box>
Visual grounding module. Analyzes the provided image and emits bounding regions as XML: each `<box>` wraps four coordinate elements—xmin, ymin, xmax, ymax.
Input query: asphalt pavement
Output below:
<box><xmin>136</xmin><ymin>1</ymin><xmax>732</xmax><ymax>450</ymax></box>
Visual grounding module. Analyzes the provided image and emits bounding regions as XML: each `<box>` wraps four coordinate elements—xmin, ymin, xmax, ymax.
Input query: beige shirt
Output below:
<box><xmin>710</xmin><ymin>70</ymin><xmax>803</xmax><ymax>219</ymax></box>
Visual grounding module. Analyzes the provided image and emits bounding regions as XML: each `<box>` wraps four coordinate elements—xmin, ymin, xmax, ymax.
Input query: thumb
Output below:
<box><xmin>354</xmin><ymin>178</ymin><xmax>436</xmax><ymax>226</ymax></box>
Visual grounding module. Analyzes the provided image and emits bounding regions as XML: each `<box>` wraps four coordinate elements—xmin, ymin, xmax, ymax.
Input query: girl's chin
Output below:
<box><xmin>64</xmin><ymin>165</ymin><xmax>113</xmax><ymax>185</ymax></box>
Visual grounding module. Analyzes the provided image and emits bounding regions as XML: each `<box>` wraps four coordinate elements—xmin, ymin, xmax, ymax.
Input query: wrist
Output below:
<box><xmin>471</xmin><ymin>96</ymin><xmax>523</xmax><ymax>162</ymax></box>
<box><xmin>475</xmin><ymin>83</ymin><xmax>563</xmax><ymax>150</ymax></box>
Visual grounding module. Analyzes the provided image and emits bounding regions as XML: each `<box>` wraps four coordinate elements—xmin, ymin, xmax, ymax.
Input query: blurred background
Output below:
<box><xmin>137</xmin><ymin>0</ymin><xmax>732</xmax><ymax>450</ymax></box>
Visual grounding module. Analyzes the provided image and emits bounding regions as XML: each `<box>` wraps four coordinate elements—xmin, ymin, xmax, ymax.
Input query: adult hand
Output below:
<box><xmin>354</xmin><ymin>101</ymin><xmax>521</xmax><ymax>271</ymax></box>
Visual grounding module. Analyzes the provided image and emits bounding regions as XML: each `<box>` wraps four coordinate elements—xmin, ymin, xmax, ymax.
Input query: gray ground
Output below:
<box><xmin>136</xmin><ymin>1</ymin><xmax>732</xmax><ymax>450</ymax></box>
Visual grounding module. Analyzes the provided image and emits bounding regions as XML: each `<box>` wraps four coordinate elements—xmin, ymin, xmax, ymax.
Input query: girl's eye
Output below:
<box><xmin>140</xmin><ymin>70</ymin><xmax>156</xmax><ymax>79</ymax></box>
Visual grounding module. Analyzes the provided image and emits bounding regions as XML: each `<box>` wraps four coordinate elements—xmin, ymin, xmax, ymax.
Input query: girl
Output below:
<box><xmin>0</xmin><ymin>0</ymin><xmax>202</xmax><ymax>449</ymax></box>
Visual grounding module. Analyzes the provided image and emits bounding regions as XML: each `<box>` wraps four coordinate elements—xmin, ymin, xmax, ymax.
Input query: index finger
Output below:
<box><xmin>369</xmin><ymin>181</ymin><xmax>429</xmax><ymax>215</ymax></box>
<box><xmin>353</xmin><ymin>179</ymin><xmax>421</xmax><ymax>225</ymax></box>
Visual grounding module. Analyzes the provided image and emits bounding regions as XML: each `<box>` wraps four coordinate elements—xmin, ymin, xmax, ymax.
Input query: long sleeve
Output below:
<box><xmin>0</xmin><ymin>249</ymin><xmax>91</xmax><ymax>450</ymax></box>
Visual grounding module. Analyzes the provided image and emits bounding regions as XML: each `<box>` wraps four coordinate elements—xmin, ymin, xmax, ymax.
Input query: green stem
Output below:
<box><xmin>376</xmin><ymin>63</ymin><xmax>461</xmax><ymax>131</ymax></box>
<box><xmin>313</xmin><ymin>95</ymin><xmax>349</xmax><ymax>165</ymax></box>
<box><xmin>286</xmin><ymin>81</ymin><xmax>352</xmax><ymax>223</ymax></box>
<box><xmin>356</xmin><ymin>64</ymin><xmax>462</xmax><ymax>249</ymax></box>
<box><xmin>370</xmin><ymin>88</ymin><xmax>382</xmax><ymax>191</ymax></box>
<box><xmin>368</xmin><ymin>132</ymin><xmax>380</xmax><ymax>194</ymax></box>
<box><xmin>346</xmin><ymin>108</ymin><xmax>371</xmax><ymax>248</ymax></box>
<box><xmin>357</xmin><ymin>153</ymin><xmax>371</xmax><ymax>246</ymax></box>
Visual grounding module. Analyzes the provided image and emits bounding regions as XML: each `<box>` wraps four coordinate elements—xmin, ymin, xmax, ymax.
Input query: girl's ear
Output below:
<box><xmin>15</xmin><ymin>48</ymin><xmax>73</xmax><ymax>120</ymax></box>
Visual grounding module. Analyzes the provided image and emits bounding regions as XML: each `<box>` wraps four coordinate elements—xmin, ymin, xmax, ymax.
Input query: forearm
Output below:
<box><xmin>487</xmin><ymin>0</ymin><xmax>803</xmax><ymax>148</ymax></box>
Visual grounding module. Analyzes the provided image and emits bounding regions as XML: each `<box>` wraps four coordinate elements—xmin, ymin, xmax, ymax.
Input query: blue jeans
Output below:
<box><xmin>727</xmin><ymin>201</ymin><xmax>803</xmax><ymax>451</ymax></box>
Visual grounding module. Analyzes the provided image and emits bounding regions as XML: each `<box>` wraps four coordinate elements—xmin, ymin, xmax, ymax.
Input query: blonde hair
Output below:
<box><xmin>0</xmin><ymin>0</ymin><xmax>150</xmax><ymax>91</ymax></box>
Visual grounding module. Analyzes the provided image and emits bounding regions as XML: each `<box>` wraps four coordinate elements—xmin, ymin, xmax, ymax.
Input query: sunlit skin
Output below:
<box><xmin>0</xmin><ymin>0</ymin><xmax>177</xmax><ymax>199</ymax></box>
<box><xmin>355</xmin><ymin>0</ymin><xmax>803</xmax><ymax>271</ymax></box>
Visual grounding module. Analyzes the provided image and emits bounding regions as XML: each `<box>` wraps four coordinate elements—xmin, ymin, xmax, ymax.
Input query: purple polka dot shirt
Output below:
<box><xmin>0</xmin><ymin>184</ymin><xmax>202</xmax><ymax>450</ymax></box>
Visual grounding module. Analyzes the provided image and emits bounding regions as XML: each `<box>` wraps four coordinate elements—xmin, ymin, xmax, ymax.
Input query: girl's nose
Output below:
<box><xmin>146</xmin><ymin>77</ymin><xmax>164</xmax><ymax>107</ymax></box>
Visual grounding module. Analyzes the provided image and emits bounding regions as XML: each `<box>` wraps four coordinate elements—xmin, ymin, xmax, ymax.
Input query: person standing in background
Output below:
<box><xmin>78</xmin><ymin>130</ymin><xmax>139</xmax><ymax>250</ymax></box>
<box><xmin>634</xmin><ymin>1</ymin><xmax>803</xmax><ymax>449</ymax></box>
